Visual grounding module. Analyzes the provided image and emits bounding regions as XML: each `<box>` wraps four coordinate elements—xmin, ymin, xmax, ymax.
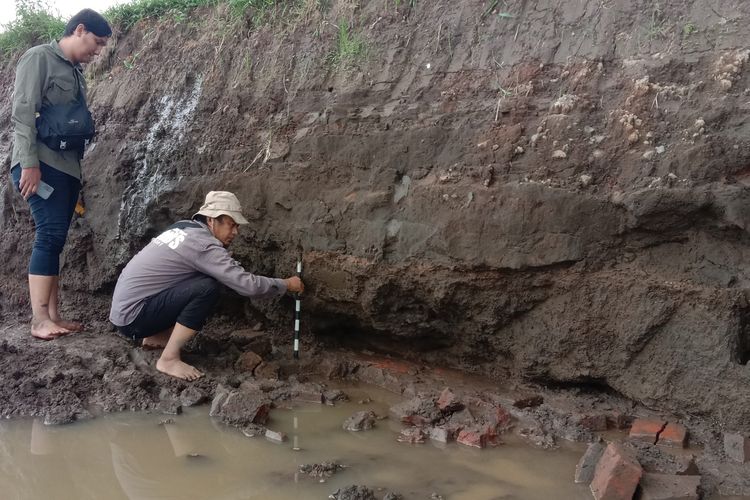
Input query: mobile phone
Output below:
<box><xmin>36</xmin><ymin>181</ymin><xmax>54</xmax><ymax>200</ymax></box>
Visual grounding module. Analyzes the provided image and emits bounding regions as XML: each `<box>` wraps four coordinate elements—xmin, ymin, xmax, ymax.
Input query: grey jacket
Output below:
<box><xmin>109</xmin><ymin>220</ymin><xmax>287</xmax><ymax>326</ymax></box>
<box><xmin>11</xmin><ymin>40</ymin><xmax>86</xmax><ymax>179</ymax></box>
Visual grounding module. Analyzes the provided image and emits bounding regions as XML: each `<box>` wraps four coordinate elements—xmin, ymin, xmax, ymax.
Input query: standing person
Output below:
<box><xmin>10</xmin><ymin>10</ymin><xmax>111</xmax><ymax>340</ymax></box>
<box><xmin>109</xmin><ymin>191</ymin><xmax>305</xmax><ymax>381</ymax></box>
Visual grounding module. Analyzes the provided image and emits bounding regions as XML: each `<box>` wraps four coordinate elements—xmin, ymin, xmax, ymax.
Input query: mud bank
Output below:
<box><xmin>1</xmin><ymin>320</ymin><xmax>748</xmax><ymax>497</ymax></box>
<box><xmin>2</xmin><ymin>0</ymin><xmax>750</xmax><ymax>476</ymax></box>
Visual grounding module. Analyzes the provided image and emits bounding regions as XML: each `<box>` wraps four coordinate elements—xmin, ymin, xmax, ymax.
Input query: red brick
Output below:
<box><xmin>629</xmin><ymin>419</ymin><xmax>666</xmax><ymax>445</ymax></box>
<box><xmin>658</xmin><ymin>423</ymin><xmax>687</xmax><ymax>448</ymax></box>
<box><xmin>590</xmin><ymin>442</ymin><xmax>643</xmax><ymax>500</ymax></box>
<box><xmin>457</xmin><ymin>428</ymin><xmax>487</xmax><ymax>449</ymax></box>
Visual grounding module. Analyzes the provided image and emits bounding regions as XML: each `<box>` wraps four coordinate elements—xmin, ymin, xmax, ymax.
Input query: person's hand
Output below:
<box><xmin>19</xmin><ymin>167</ymin><xmax>41</xmax><ymax>199</ymax></box>
<box><xmin>285</xmin><ymin>276</ymin><xmax>304</xmax><ymax>294</ymax></box>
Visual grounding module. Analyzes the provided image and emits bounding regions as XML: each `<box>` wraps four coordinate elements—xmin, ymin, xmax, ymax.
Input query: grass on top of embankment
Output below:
<box><xmin>0</xmin><ymin>0</ymin><xmax>319</xmax><ymax>60</ymax></box>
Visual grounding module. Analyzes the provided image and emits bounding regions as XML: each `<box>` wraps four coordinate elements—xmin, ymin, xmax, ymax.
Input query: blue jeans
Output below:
<box><xmin>11</xmin><ymin>163</ymin><xmax>80</xmax><ymax>276</ymax></box>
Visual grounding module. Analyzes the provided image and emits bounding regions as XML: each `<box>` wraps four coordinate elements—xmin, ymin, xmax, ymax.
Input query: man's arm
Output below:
<box><xmin>192</xmin><ymin>242</ymin><xmax>290</xmax><ymax>298</ymax></box>
<box><xmin>12</xmin><ymin>50</ymin><xmax>46</xmax><ymax>198</ymax></box>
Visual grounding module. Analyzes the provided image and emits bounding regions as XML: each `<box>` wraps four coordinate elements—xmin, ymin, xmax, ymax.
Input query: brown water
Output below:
<box><xmin>0</xmin><ymin>385</ymin><xmax>595</xmax><ymax>500</ymax></box>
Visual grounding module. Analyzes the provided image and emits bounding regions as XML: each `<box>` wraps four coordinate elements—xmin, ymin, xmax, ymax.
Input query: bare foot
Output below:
<box><xmin>51</xmin><ymin>319</ymin><xmax>83</xmax><ymax>332</ymax></box>
<box><xmin>31</xmin><ymin>319</ymin><xmax>70</xmax><ymax>340</ymax></box>
<box><xmin>156</xmin><ymin>358</ymin><xmax>203</xmax><ymax>381</ymax></box>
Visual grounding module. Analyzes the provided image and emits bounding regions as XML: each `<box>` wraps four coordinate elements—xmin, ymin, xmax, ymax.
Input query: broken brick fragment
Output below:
<box><xmin>629</xmin><ymin>419</ymin><xmax>666</xmax><ymax>445</ymax></box>
<box><xmin>457</xmin><ymin>428</ymin><xmax>487</xmax><ymax>449</ymax></box>
<box><xmin>658</xmin><ymin>423</ymin><xmax>687</xmax><ymax>448</ymax></box>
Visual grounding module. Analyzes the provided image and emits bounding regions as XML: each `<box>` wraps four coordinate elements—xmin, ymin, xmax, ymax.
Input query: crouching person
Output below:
<box><xmin>109</xmin><ymin>191</ymin><xmax>304</xmax><ymax>381</ymax></box>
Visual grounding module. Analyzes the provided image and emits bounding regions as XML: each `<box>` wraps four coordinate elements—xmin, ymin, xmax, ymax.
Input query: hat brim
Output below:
<box><xmin>193</xmin><ymin>209</ymin><xmax>249</xmax><ymax>225</ymax></box>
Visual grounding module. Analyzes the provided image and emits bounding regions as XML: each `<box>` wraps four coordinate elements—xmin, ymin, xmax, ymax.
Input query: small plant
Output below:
<box><xmin>328</xmin><ymin>19</ymin><xmax>366</xmax><ymax>68</ymax></box>
<box><xmin>122</xmin><ymin>50</ymin><xmax>140</xmax><ymax>69</ymax></box>
<box><xmin>645</xmin><ymin>3</ymin><xmax>670</xmax><ymax>40</ymax></box>
<box><xmin>683</xmin><ymin>22</ymin><xmax>697</xmax><ymax>36</ymax></box>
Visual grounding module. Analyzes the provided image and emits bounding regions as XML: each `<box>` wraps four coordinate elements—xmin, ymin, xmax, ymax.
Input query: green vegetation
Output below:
<box><xmin>683</xmin><ymin>22</ymin><xmax>697</xmax><ymax>37</ymax></box>
<box><xmin>0</xmin><ymin>0</ymin><xmax>65</xmax><ymax>58</ymax></box>
<box><xmin>106</xmin><ymin>0</ymin><xmax>219</xmax><ymax>30</ymax></box>
<box><xmin>327</xmin><ymin>20</ymin><xmax>366</xmax><ymax>68</ymax></box>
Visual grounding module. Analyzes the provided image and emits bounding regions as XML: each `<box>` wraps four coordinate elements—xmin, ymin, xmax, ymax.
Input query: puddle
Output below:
<box><xmin>0</xmin><ymin>385</ymin><xmax>602</xmax><ymax>499</ymax></box>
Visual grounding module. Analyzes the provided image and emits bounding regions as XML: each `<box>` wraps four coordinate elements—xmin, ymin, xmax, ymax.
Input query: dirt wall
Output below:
<box><xmin>2</xmin><ymin>0</ymin><xmax>750</xmax><ymax>432</ymax></box>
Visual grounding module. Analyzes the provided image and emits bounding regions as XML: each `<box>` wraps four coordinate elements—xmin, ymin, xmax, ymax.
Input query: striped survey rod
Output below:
<box><xmin>293</xmin><ymin>259</ymin><xmax>302</xmax><ymax>360</ymax></box>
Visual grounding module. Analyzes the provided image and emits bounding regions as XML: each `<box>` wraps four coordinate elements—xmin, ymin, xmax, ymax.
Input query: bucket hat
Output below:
<box><xmin>192</xmin><ymin>191</ymin><xmax>249</xmax><ymax>224</ymax></box>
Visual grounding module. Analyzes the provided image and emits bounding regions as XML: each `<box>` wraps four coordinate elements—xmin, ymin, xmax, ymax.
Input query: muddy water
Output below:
<box><xmin>0</xmin><ymin>385</ymin><xmax>592</xmax><ymax>500</ymax></box>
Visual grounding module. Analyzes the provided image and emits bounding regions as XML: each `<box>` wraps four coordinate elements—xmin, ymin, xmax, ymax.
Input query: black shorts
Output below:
<box><xmin>117</xmin><ymin>275</ymin><xmax>220</xmax><ymax>340</ymax></box>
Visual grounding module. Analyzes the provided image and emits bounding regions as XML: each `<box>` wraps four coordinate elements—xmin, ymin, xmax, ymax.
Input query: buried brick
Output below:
<box><xmin>575</xmin><ymin>441</ymin><xmax>606</xmax><ymax>484</ymax></box>
<box><xmin>590</xmin><ymin>442</ymin><xmax>643</xmax><ymax>500</ymax></box>
<box><xmin>723</xmin><ymin>432</ymin><xmax>750</xmax><ymax>463</ymax></box>
<box><xmin>578</xmin><ymin>414</ymin><xmax>609</xmax><ymax>432</ymax></box>
<box><xmin>639</xmin><ymin>472</ymin><xmax>700</xmax><ymax>500</ymax></box>
<box><xmin>658</xmin><ymin>423</ymin><xmax>688</xmax><ymax>448</ymax></box>
<box><xmin>630</xmin><ymin>419</ymin><xmax>667</xmax><ymax>445</ymax></box>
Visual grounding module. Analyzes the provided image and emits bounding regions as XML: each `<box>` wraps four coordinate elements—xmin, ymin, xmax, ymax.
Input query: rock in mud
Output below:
<box><xmin>397</xmin><ymin>427</ymin><xmax>426</xmax><ymax>444</ymax></box>
<box><xmin>254</xmin><ymin>361</ymin><xmax>281</xmax><ymax>380</ymax></box>
<box><xmin>299</xmin><ymin>461</ymin><xmax>346</xmax><ymax>479</ymax></box>
<box><xmin>235</xmin><ymin>351</ymin><xmax>263</xmax><ymax>373</ymax></box>
<box><xmin>179</xmin><ymin>386</ymin><xmax>206</xmax><ymax>407</ymax></box>
<box><xmin>323</xmin><ymin>389</ymin><xmax>348</xmax><ymax>405</ymax></box>
<box><xmin>389</xmin><ymin>396</ymin><xmax>440</xmax><ymax>426</ymax></box>
<box><xmin>289</xmin><ymin>382</ymin><xmax>324</xmax><ymax>404</ymax></box>
<box><xmin>343</xmin><ymin>410</ymin><xmax>377</xmax><ymax>432</ymax></box>
<box><xmin>212</xmin><ymin>389</ymin><xmax>270</xmax><ymax>427</ymax></box>
<box><xmin>329</xmin><ymin>485</ymin><xmax>376</xmax><ymax>500</ymax></box>
<box><xmin>228</xmin><ymin>329</ymin><xmax>272</xmax><ymax>357</ymax></box>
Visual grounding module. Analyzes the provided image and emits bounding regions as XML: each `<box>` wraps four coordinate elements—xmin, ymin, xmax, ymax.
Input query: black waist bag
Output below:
<box><xmin>36</xmin><ymin>99</ymin><xmax>95</xmax><ymax>152</ymax></box>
